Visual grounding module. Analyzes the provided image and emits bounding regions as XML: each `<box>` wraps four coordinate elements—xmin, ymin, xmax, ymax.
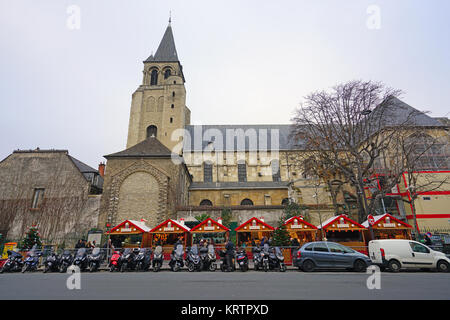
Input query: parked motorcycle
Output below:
<box><xmin>135</xmin><ymin>248</ymin><xmax>152</xmax><ymax>271</ymax></box>
<box><xmin>119</xmin><ymin>248</ymin><xmax>137</xmax><ymax>272</ymax></box>
<box><xmin>0</xmin><ymin>250</ymin><xmax>23</xmax><ymax>273</ymax></box>
<box><xmin>22</xmin><ymin>246</ymin><xmax>43</xmax><ymax>273</ymax></box>
<box><xmin>262</xmin><ymin>244</ymin><xmax>270</xmax><ymax>272</ymax></box>
<box><xmin>87</xmin><ymin>247</ymin><xmax>102</xmax><ymax>272</ymax></box>
<box><xmin>252</xmin><ymin>245</ymin><xmax>264</xmax><ymax>271</ymax></box>
<box><xmin>43</xmin><ymin>250</ymin><xmax>60</xmax><ymax>273</ymax></box>
<box><xmin>268</xmin><ymin>246</ymin><xmax>287</xmax><ymax>272</ymax></box>
<box><xmin>59</xmin><ymin>250</ymin><xmax>73</xmax><ymax>273</ymax></box>
<box><xmin>200</xmin><ymin>244</ymin><xmax>217</xmax><ymax>271</ymax></box>
<box><xmin>236</xmin><ymin>248</ymin><xmax>249</xmax><ymax>272</ymax></box>
<box><xmin>169</xmin><ymin>244</ymin><xmax>184</xmax><ymax>272</ymax></box>
<box><xmin>152</xmin><ymin>246</ymin><xmax>164</xmax><ymax>272</ymax></box>
<box><xmin>73</xmin><ymin>248</ymin><xmax>88</xmax><ymax>272</ymax></box>
<box><xmin>219</xmin><ymin>249</ymin><xmax>235</xmax><ymax>272</ymax></box>
<box><xmin>186</xmin><ymin>245</ymin><xmax>202</xmax><ymax>272</ymax></box>
<box><xmin>109</xmin><ymin>250</ymin><xmax>122</xmax><ymax>272</ymax></box>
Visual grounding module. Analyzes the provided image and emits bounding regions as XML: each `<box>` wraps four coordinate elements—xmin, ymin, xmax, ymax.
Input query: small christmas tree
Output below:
<box><xmin>21</xmin><ymin>225</ymin><xmax>42</xmax><ymax>250</ymax></box>
<box><xmin>271</xmin><ymin>216</ymin><xmax>291</xmax><ymax>246</ymax></box>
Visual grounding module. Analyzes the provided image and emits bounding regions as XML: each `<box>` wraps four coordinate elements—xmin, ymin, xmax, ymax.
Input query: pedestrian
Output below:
<box><xmin>75</xmin><ymin>239</ymin><xmax>82</xmax><ymax>249</ymax></box>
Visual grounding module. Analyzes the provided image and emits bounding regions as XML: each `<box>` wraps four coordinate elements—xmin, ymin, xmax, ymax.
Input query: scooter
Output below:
<box><xmin>236</xmin><ymin>248</ymin><xmax>249</xmax><ymax>272</ymax></box>
<box><xmin>0</xmin><ymin>250</ymin><xmax>23</xmax><ymax>273</ymax></box>
<box><xmin>135</xmin><ymin>248</ymin><xmax>152</xmax><ymax>271</ymax></box>
<box><xmin>109</xmin><ymin>251</ymin><xmax>122</xmax><ymax>272</ymax></box>
<box><xmin>268</xmin><ymin>246</ymin><xmax>287</xmax><ymax>272</ymax></box>
<box><xmin>169</xmin><ymin>244</ymin><xmax>184</xmax><ymax>272</ymax></box>
<box><xmin>59</xmin><ymin>250</ymin><xmax>74</xmax><ymax>273</ymax></box>
<box><xmin>87</xmin><ymin>247</ymin><xmax>102</xmax><ymax>272</ymax></box>
<box><xmin>22</xmin><ymin>246</ymin><xmax>43</xmax><ymax>273</ymax></box>
<box><xmin>119</xmin><ymin>248</ymin><xmax>137</xmax><ymax>272</ymax></box>
<box><xmin>262</xmin><ymin>244</ymin><xmax>270</xmax><ymax>272</ymax></box>
<box><xmin>200</xmin><ymin>244</ymin><xmax>217</xmax><ymax>271</ymax></box>
<box><xmin>252</xmin><ymin>245</ymin><xmax>264</xmax><ymax>271</ymax></box>
<box><xmin>219</xmin><ymin>249</ymin><xmax>235</xmax><ymax>272</ymax></box>
<box><xmin>43</xmin><ymin>250</ymin><xmax>60</xmax><ymax>273</ymax></box>
<box><xmin>73</xmin><ymin>248</ymin><xmax>88</xmax><ymax>272</ymax></box>
<box><xmin>152</xmin><ymin>246</ymin><xmax>164</xmax><ymax>272</ymax></box>
<box><xmin>186</xmin><ymin>245</ymin><xmax>202</xmax><ymax>272</ymax></box>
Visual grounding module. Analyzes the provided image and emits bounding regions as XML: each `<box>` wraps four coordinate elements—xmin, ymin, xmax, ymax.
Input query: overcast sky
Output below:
<box><xmin>1</xmin><ymin>0</ymin><xmax>449</xmax><ymax>169</ymax></box>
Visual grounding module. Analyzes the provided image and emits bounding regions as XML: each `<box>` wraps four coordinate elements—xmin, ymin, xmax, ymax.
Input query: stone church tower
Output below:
<box><xmin>126</xmin><ymin>21</ymin><xmax>191</xmax><ymax>153</ymax></box>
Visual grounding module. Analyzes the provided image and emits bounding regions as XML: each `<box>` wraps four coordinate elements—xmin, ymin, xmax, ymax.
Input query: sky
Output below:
<box><xmin>1</xmin><ymin>0</ymin><xmax>449</xmax><ymax>169</ymax></box>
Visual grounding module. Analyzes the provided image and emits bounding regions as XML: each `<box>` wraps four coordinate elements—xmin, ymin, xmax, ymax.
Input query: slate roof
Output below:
<box><xmin>69</xmin><ymin>155</ymin><xmax>98</xmax><ymax>173</ymax></box>
<box><xmin>144</xmin><ymin>24</ymin><xmax>179</xmax><ymax>62</ymax></box>
<box><xmin>104</xmin><ymin>137</ymin><xmax>175</xmax><ymax>158</ymax></box>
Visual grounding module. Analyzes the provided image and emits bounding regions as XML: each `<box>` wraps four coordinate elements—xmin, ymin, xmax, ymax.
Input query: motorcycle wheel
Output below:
<box><xmin>109</xmin><ymin>265</ymin><xmax>114</xmax><ymax>272</ymax></box>
<box><xmin>264</xmin><ymin>261</ymin><xmax>269</xmax><ymax>272</ymax></box>
<box><xmin>43</xmin><ymin>266</ymin><xmax>49</xmax><ymax>273</ymax></box>
<box><xmin>188</xmin><ymin>263</ymin><xmax>195</xmax><ymax>272</ymax></box>
<box><xmin>153</xmin><ymin>263</ymin><xmax>160</xmax><ymax>272</ymax></box>
<box><xmin>22</xmin><ymin>265</ymin><xmax>27</xmax><ymax>273</ymax></box>
<box><xmin>121</xmin><ymin>263</ymin><xmax>127</xmax><ymax>273</ymax></box>
<box><xmin>198</xmin><ymin>261</ymin><xmax>203</xmax><ymax>272</ymax></box>
<box><xmin>209</xmin><ymin>263</ymin><xmax>216</xmax><ymax>272</ymax></box>
<box><xmin>0</xmin><ymin>267</ymin><xmax>4</xmax><ymax>274</ymax></box>
<box><xmin>173</xmin><ymin>264</ymin><xmax>180</xmax><ymax>272</ymax></box>
<box><xmin>280</xmin><ymin>263</ymin><xmax>287</xmax><ymax>272</ymax></box>
<box><xmin>89</xmin><ymin>264</ymin><xmax>95</xmax><ymax>273</ymax></box>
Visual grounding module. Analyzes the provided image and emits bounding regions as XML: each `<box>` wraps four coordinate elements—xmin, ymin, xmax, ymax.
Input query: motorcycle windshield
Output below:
<box><xmin>154</xmin><ymin>246</ymin><xmax>162</xmax><ymax>255</ymax></box>
<box><xmin>63</xmin><ymin>250</ymin><xmax>71</xmax><ymax>256</ymax></box>
<box><xmin>191</xmin><ymin>245</ymin><xmax>198</xmax><ymax>255</ymax></box>
<box><xmin>92</xmin><ymin>248</ymin><xmax>100</xmax><ymax>255</ymax></box>
<box><xmin>76</xmin><ymin>248</ymin><xmax>86</xmax><ymax>257</ymax></box>
<box><xmin>123</xmin><ymin>248</ymin><xmax>131</xmax><ymax>255</ymax></box>
<box><xmin>175</xmin><ymin>244</ymin><xmax>183</xmax><ymax>256</ymax></box>
<box><xmin>263</xmin><ymin>244</ymin><xmax>270</xmax><ymax>253</ymax></box>
<box><xmin>208</xmin><ymin>245</ymin><xmax>215</xmax><ymax>254</ymax></box>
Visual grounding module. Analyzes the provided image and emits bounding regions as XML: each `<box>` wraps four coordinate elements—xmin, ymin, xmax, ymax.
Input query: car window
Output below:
<box><xmin>409</xmin><ymin>242</ymin><xmax>430</xmax><ymax>254</ymax></box>
<box><xmin>303</xmin><ymin>244</ymin><xmax>314</xmax><ymax>251</ymax></box>
<box><xmin>327</xmin><ymin>243</ymin><xmax>344</xmax><ymax>253</ymax></box>
<box><xmin>313</xmin><ymin>243</ymin><xmax>329</xmax><ymax>252</ymax></box>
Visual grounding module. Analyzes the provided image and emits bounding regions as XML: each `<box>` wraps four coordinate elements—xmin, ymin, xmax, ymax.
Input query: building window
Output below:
<box><xmin>170</xmin><ymin>117</ymin><xmax>173</xmax><ymax>123</ymax></box>
<box><xmin>171</xmin><ymin>104</ymin><xmax>174</xmax><ymax>109</ymax></box>
<box><xmin>240</xmin><ymin>198</ymin><xmax>254</xmax><ymax>206</ymax></box>
<box><xmin>150</xmin><ymin>69</ymin><xmax>158</xmax><ymax>85</ymax></box>
<box><xmin>199</xmin><ymin>199</ymin><xmax>213</xmax><ymax>206</ymax></box>
<box><xmin>237</xmin><ymin>161</ymin><xmax>247</xmax><ymax>182</ymax></box>
<box><xmin>281</xmin><ymin>198</ymin><xmax>290</xmax><ymax>206</ymax></box>
<box><xmin>31</xmin><ymin>188</ymin><xmax>45</xmax><ymax>209</ymax></box>
<box><xmin>203</xmin><ymin>161</ymin><xmax>213</xmax><ymax>182</ymax></box>
<box><xmin>164</xmin><ymin>68</ymin><xmax>171</xmax><ymax>79</ymax></box>
<box><xmin>146</xmin><ymin>125</ymin><xmax>157</xmax><ymax>138</ymax></box>
<box><xmin>271</xmin><ymin>159</ymin><xmax>281</xmax><ymax>182</ymax></box>
<box><xmin>172</xmin><ymin>91</ymin><xmax>175</xmax><ymax>97</ymax></box>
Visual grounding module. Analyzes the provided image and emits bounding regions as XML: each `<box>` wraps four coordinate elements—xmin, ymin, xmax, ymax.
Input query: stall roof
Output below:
<box><xmin>317</xmin><ymin>215</ymin><xmax>366</xmax><ymax>230</ymax></box>
<box><xmin>108</xmin><ymin>219</ymin><xmax>151</xmax><ymax>233</ymax></box>
<box><xmin>235</xmin><ymin>217</ymin><xmax>275</xmax><ymax>231</ymax></box>
<box><xmin>191</xmin><ymin>218</ymin><xmax>230</xmax><ymax>232</ymax></box>
<box><xmin>149</xmin><ymin>219</ymin><xmax>191</xmax><ymax>233</ymax></box>
<box><xmin>282</xmin><ymin>216</ymin><xmax>318</xmax><ymax>230</ymax></box>
<box><xmin>362</xmin><ymin>213</ymin><xmax>412</xmax><ymax>228</ymax></box>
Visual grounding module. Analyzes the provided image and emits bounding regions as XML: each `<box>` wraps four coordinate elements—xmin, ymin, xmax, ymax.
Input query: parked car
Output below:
<box><xmin>368</xmin><ymin>239</ymin><xmax>450</xmax><ymax>272</ymax></box>
<box><xmin>293</xmin><ymin>241</ymin><xmax>371</xmax><ymax>272</ymax></box>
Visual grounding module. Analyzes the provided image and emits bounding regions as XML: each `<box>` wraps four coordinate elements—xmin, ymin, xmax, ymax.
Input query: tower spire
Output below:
<box><xmin>169</xmin><ymin>10</ymin><xmax>172</xmax><ymax>24</ymax></box>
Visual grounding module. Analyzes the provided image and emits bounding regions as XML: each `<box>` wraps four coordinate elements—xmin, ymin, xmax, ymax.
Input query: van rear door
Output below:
<box><xmin>368</xmin><ymin>241</ymin><xmax>382</xmax><ymax>263</ymax></box>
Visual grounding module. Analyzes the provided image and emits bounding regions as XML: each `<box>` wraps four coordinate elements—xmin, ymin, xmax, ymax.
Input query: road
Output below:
<box><xmin>1</xmin><ymin>270</ymin><xmax>449</xmax><ymax>300</ymax></box>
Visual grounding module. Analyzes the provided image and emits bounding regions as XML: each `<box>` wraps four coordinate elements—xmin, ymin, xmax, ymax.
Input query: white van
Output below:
<box><xmin>368</xmin><ymin>239</ymin><xmax>450</xmax><ymax>272</ymax></box>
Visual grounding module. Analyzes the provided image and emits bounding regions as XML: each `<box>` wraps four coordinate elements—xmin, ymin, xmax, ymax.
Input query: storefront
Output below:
<box><xmin>107</xmin><ymin>220</ymin><xmax>151</xmax><ymax>248</ymax></box>
<box><xmin>283</xmin><ymin>216</ymin><xmax>318</xmax><ymax>245</ymax></box>
<box><xmin>235</xmin><ymin>217</ymin><xmax>275</xmax><ymax>246</ymax></box>
<box><xmin>149</xmin><ymin>219</ymin><xmax>191</xmax><ymax>254</ymax></box>
<box><xmin>318</xmin><ymin>215</ymin><xmax>367</xmax><ymax>250</ymax></box>
<box><xmin>190</xmin><ymin>218</ymin><xmax>230</xmax><ymax>248</ymax></box>
<box><xmin>363</xmin><ymin>213</ymin><xmax>412</xmax><ymax>241</ymax></box>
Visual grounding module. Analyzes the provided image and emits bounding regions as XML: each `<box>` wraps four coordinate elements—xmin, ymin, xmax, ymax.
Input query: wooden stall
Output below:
<box><xmin>362</xmin><ymin>213</ymin><xmax>412</xmax><ymax>241</ymax></box>
<box><xmin>235</xmin><ymin>217</ymin><xmax>275</xmax><ymax>246</ymax></box>
<box><xmin>318</xmin><ymin>215</ymin><xmax>367</xmax><ymax>250</ymax></box>
<box><xmin>282</xmin><ymin>216</ymin><xmax>318</xmax><ymax>245</ymax></box>
<box><xmin>107</xmin><ymin>219</ymin><xmax>151</xmax><ymax>248</ymax></box>
<box><xmin>190</xmin><ymin>218</ymin><xmax>230</xmax><ymax>248</ymax></box>
<box><xmin>149</xmin><ymin>219</ymin><xmax>191</xmax><ymax>256</ymax></box>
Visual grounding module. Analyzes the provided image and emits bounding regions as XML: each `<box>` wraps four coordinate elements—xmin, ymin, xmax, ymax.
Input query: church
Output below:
<box><xmin>97</xmin><ymin>21</ymin><xmax>450</xmax><ymax>235</ymax></box>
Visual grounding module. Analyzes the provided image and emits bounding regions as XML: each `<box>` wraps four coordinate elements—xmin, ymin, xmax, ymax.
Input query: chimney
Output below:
<box><xmin>98</xmin><ymin>162</ymin><xmax>105</xmax><ymax>177</ymax></box>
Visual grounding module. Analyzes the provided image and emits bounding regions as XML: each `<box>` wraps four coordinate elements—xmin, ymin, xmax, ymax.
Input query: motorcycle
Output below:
<box><xmin>252</xmin><ymin>245</ymin><xmax>264</xmax><ymax>271</ymax></box>
<box><xmin>268</xmin><ymin>246</ymin><xmax>287</xmax><ymax>272</ymax></box>
<box><xmin>22</xmin><ymin>246</ymin><xmax>43</xmax><ymax>273</ymax></box>
<box><xmin>43</xmin><ymin>250</ymin><xmax>60</xmax><ymax>273</ymax></box>
<box><xmin>186</xmin><ymin>245</ymin><xmax>202</xmax><ymax>272</ymax></box>
<box><xmin>73</xmin><ymin>248</ymin><xmax>88</xmax><ymax>272</ymax></box>
<box><xmin>236</xmin><ymin>248</ymin><xmax>249</xmax><ymax>272</ymax></box>
<box><xmin>152</xmin><ymin>246</ymin><xmax>164</xmax><ymax>272</ymax></box>
<box><xmin>262</xmin><ymin>244</ymin><xmax>270</xmax><ymax>272</ymax></box>
<box><xmin>169</xmin><ymin>244</ymin><xmax>184</xmax><ymax>272</ymax></box>
<box><xmin>135</xmin><ymin>248</ymin><xmax>152</xmax><ymax>272</ymax></box>
<box><xmin>200</xmin><ymin>244</ymin><xmax>217</xmax><ymax>271</ymax></box>
<box><xmin>119</xmin><ymin>248</ymin><xmax>137</xmax><ymax>272</ymax></box>
<box><xmin>59</xmin><ymin>250</ymin><xmax>73</xmax><ymax>273</ymax></box>
<box><xmin>219</xmin><ymin>249</ymin><xmax>235</xmax><ymax>272</ymax></box>
<box><xmin>0</xmin><ymin>250</ymin><xmax>23</xmax><ymax>273</ymax></box>
<box><xmin>109</xmin><ymin>250</ymin><xmax>122</xmax><ymax>272</ymax></box>
<box><xmin>87</xmin><ymin>247</ymin><xmax>102</xmax><ymax>272</ymax></box>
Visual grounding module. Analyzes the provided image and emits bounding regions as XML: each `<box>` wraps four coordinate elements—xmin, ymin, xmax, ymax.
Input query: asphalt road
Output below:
<box><xmin>1</xmin><ymin>269</ymin><xmax>449</xmax><ymax>300</ymax></box>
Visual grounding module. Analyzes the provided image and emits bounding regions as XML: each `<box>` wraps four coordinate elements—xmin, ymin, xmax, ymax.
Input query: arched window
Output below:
<box><xmin>240</xmin><ymin>198</ymin><xmax>254</xmax><ymax>206</ymax></box>
<box><xmin>150</xmin><ymin>69</ymin><xmax>158</xmax><ymax>85</ymax></box>
<box><xmin>271</xmin><ymin>159</ymin><xmax>281</xmax><ymax>182</ymax></box>
<box><xmin>281</xmin><ymin>198</ymin><xmax>290</xmax><ymax>206</ymax></box>
<box><xmin>237</xmin><ymin>160</ymin><xmax>247</xmax><ymax>182</ymax></box>
<box><xmin>164</xmin><ymin>68</ymin><xmax>172</xmax><ymax>79</ymax></box>
<box><xmin>203</xmin><ymin>161</ymin><xmax>213</xmax><ymax>182</ymax></box>
<box><xmin>199</xmin><ymin>199</ymin><xmax>213</xmax><ymax>206</ymax></box>
<box><xmin>146</xmin><ymin>125</ymin><xmax>157</xmax><ymax>138</ymax></box>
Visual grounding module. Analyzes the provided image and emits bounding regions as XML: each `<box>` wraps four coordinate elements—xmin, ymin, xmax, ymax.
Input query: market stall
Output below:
<box><xmin>362</xmin><ymin>213</ymin><xmax>412</xmax><ymax>241</ymax></box>
<box><xmin>190</xmin><ymin>218</ymin><xmax>230</xmax><ymax>248</ymax></box>
<box><xmin>282</xmin><ymin>216</ymin><xmax>318</xmax><ymax>245</ymax></box>
<box><xmin>107</xmin><ymin>219</ymin><xmax>151</xmax><ymax>248</ymax></box>
<box><xmin>317</xmin><ymin>215</ymin><xmax>367</xmax><ymax>251</ymax></box>
<box><xmin>235</xmin><ymin>217</ymin><xmax>275</xmax><ymax>246</ymax></box>
<box><xmin>149</xmin><ymin>219</ymin><xmax>191</xmax><ymax>256</ymax></box>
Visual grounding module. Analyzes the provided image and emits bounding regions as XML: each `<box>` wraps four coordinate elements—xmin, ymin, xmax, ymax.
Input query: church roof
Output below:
<box><xmin>104</xmin><ymin>137</ymin><xmax>176</xmax><ymax>158</ymax></box>
<box><xmin>144</xmin><ymin>24</ymin><xmax>179</xmax><ymax>62</ymax></box>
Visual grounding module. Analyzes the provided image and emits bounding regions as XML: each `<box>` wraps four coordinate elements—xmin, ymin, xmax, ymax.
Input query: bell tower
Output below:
<box><xmin>126</xmin><ymin>21</ymin><xmax>191</xmax><ymax>152</ymax></box>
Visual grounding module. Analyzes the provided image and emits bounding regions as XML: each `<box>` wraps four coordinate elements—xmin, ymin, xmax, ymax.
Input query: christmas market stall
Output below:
<box><xmin>317</xmin><ymin>215</ymin><xmax>367</xmax><ymax>252</ymax></box>
<box><xmin>362</xmin><ymin>213</ymin><xmax>412</xmax><ymax>241</ymax></box>
<box><xmin>107</xmin><ymin>219</ymin><xmax>151</xmax><ymax>248</ymax></box>
<box><xmin>190</xmin><ymin>217</ymin><xmax>230</xmax><ymax>248</ymax></box>
<box><xmin>235</xmin><ymin>217</ymin><xmax>275</xmax><ymax>247</ymax></box>
<box><xmin>282</xmin><ymin>216</ymin><xmax>318</xmax><ymax>245</ymax></box>
<box><xmin>149</xmin><ymin>219</ymin><xmax>191</xmax><ymax>257</ymax></box>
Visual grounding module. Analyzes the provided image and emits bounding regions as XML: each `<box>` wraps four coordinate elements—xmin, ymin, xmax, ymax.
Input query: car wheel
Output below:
<box><xmin>353</xmin><ymin>259</ymin><xmax>367</xmax><ymax>272</ymax></box>
<box><xmin>388</xmin><ymin>260</ymin><xmax>401</xmax><ymax>273</ymax></box>
<box><xmin>301</xmin><ymin>260</ymin><xmax>315</xmax><ymax>272</ymax></box>
<box><xmin>437</xmin><ymin>260</ymin><xmax>449</xmax><ymax>273</ymax></box>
